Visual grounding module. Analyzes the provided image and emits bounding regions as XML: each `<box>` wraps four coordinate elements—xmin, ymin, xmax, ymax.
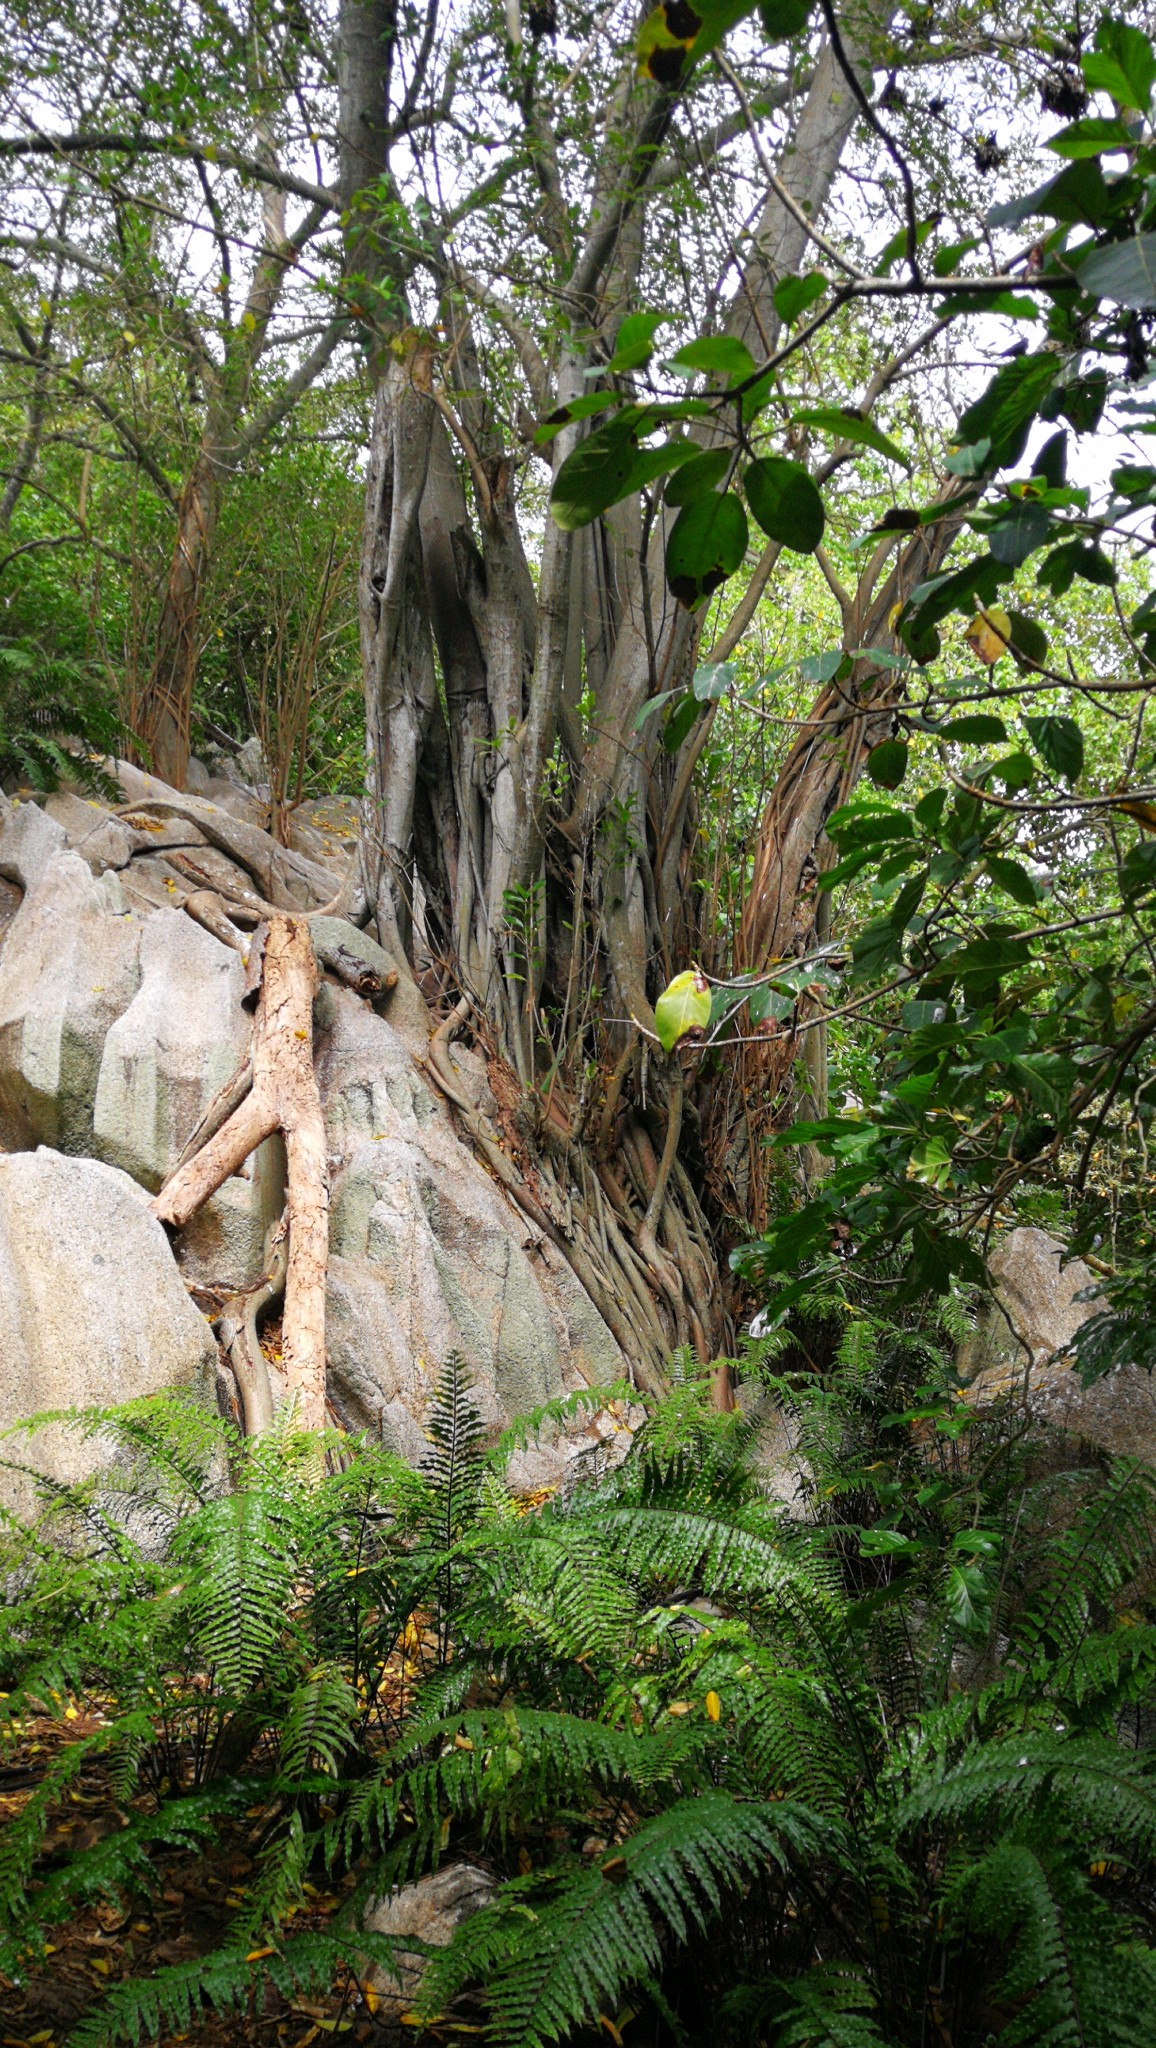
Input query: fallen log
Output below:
<box><xmin>151</xmin><ymin>914</ymin><xmax>329</xmax><ymax>1434</ymax></box>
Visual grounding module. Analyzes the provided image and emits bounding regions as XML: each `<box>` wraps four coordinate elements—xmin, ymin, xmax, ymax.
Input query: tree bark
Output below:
<box><xmin>151</xmin><ymin>915</ymin><xmax>330</xmax><ymax>1434</ymax></box>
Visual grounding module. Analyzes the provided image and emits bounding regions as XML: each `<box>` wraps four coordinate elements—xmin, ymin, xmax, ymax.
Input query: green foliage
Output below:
<box><xmin>0</xmin><ymin>638</ymin><xmax>121</xmax><ymax>794</ymax></box>
<box><xmin>3</xmin><ymin>1346</ymin><xmax>1155</xmax><ymax>2047</ymax></box>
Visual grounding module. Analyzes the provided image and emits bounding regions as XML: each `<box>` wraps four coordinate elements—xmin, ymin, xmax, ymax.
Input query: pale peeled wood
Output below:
<box><xmin>151</xmin><ymin>914</ymin><xmax>329</xmax><ymax>1433</ymax></box>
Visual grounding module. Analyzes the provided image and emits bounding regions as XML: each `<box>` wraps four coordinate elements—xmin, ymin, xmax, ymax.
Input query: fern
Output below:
<box><xmin>419</xmin><ymin>1792</ymin><xmax>822</xmax><ymax>2048</ymax></box>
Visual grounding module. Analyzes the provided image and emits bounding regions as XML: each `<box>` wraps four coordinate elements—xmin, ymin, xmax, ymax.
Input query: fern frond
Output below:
<box><xmin>420</xmin><ymin>1791</ymin><xmax>824</xmax><ymax>2048</ymax></box>
<box><xmin>949</xmin><ymin>1839</ymin><xmax>1156</xmax><ymax>2047</ymax></box>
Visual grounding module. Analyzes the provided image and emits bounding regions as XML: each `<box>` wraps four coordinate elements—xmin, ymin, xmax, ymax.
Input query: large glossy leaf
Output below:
<box><xmin>666</xmin><ymin>335</ymin><xmax>756</xmax><ymax>381</ymax></box>
<box><xmin>744</xmin><ymin>455</ymin><xmax>825</xmax><ymax>552</ymax></box>
<box><xmin>534</xmin><ymin>391</ymin><xmax>619</xmax><ymax>444</ymax></box>
<box><xmin>654</xmin><ymin>969</ymin><xmax>711</xmax><ymax>1052</ymax></box>
<box><xmin>1077</xmin><ymin>235</ymin><xmax>1156</xmax><ymax>310</ymax></box>
<box><xmin>773</xmin><ymin>270</ymin><xmax>826</xmax><ymax>325</ymax></box>
<box><xmin>1047</xmin><ymin>115</ymin><xmax>1136</xmax><ymax>157</ymax></box>
<box><xmin>988</xmin><ymin>500</ymin><xmax>1050</xmax><ymax>566</ymax></box>
<box><xmin>665</xmin><ymin>492</ymin><xmax>749</xmax><ymax>607</ymax></box>
<box><xmin>606</xmin><ymin>311</ymin><xmax>666</xmax><ymax>373</ymax></box>
<box><xmin>759</xmin><ymin>0</ymin><xmax>811</xmax><ymax>39</ymax></box>
<box><xmin>1081</xmin><ymin>19</ymin><xmax>1156</xmax><ymax>113</ymax></box>
<box><xmin>665</xmin><ymin>448</ymin><xmax>731</xmax><ymax>505</ymax></box>
<box><xmin>550</xmin><ymin>423</ymin><xmax>700</xmax><ymax>530</ymax></box>
<box><xmin>692</xmin><ymin>660</ymin><xmax>737</xmax><ymax>700</ymax></box>
<box><xmin>866</xmin><ymin>739</ymin><xmax>909</xmax><ymax>790</ymax></box>
<box><xmin>985</xmin><ymin>855</ymin><xmax>1039</xmax><ymax>905</ymax></box>
<box><xmin>792</xmin><ymin>406</ymin><xmax>908</xmax><ymax>467</ymax></box>
<box><xmin>1025</xmin><ymin>713</ymin><xmax>1084</xmax><ymax>784</ymax></box>
<box><xmin>956</xmin><ymin>353</ymin><xmax>1058</xmax><ymax>468</ymax></box>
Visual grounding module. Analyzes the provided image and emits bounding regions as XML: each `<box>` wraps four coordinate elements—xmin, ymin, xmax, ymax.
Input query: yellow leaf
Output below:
<box><xmin>667</xmin><ymin>1700</ymin><xmax>692</xmax><ymax>1716</ymax></box>
<box><xmin>963</xmin><ymin>605</ymin><xmax>1011</xmax><ymax>666</ymax></box>
<box><xmin>245</xmin><ymin>1945</ymin><xmax>275</xmax><ymax>1962</ymax></box>
<box><xmin>705</xmin><ymin>1690</ymin><xmax>721</xmax><ymax>1722</ymax></box>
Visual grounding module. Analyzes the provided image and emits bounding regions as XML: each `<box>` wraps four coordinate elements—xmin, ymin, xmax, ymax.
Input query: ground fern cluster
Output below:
<box><xmin>1</xmin><ymin>1332</ymin><xmax>1155</xmax><ymax>2047</ymax></box>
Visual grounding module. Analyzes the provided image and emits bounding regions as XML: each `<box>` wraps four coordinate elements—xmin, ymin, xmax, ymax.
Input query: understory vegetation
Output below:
<box><xmin>2</xmin><ymin>1339</ymin><xmax>1156</xmax><ymax>2048</ymax></box>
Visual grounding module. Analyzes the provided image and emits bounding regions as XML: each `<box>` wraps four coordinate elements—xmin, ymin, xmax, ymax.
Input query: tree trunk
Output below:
<box><xmin>140</xmin><ymin>452</ymin><xmax>219</xmax><ymax>789</ymax></box>
<box><xmin>341</xmin><ymin>10</ymin><xmax>979</xmax><ymax>1387</ymax></box>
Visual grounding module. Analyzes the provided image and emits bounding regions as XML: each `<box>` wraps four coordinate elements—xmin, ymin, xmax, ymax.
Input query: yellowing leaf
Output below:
<box><xmin>964</xmin><ymin>604</ymin><xmax>1012</xmax><ymax>665</ymax></box>
<box><xmin>654</xmin><ymin>968</ymin><xmax>710</xmax><ymax>1053</ymax></box>
<box><xmin>705</xmin><ymin>1690</ymin><xmax>721</xmax><ymax>1722</ymax></box>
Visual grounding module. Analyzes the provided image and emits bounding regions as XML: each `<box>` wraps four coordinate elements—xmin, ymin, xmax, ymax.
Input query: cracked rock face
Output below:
<box><xmin>958</xmin><ymin>1227</ymin><xmax>1156</xmax><ymax>1463</ymax></box>
<box><xmin>0</xmin><ymin>785</ymin><xmax>627</xmax><ymax>1485</ymax></box>
<box><xmin>316</xmin><ymin>986</ymin><xmax>624</xmax><ymax>1441</ymax></box>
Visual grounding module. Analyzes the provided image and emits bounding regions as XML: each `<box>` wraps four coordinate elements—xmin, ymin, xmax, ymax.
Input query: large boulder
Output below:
<box><xmin>364</xmin><ymin>1863</ymin><xmax>495</xmax><ymax>2019</ymax></box>
<box><xmin>94</xmin><ymin>907</ymin><xmax>283</xmax><ymax>1287</ymax></box>
<box><xmin>0</xmin><ymin>790</ymin><xmax>67</xmax><ymax>892</ymax></box>
<box><xmin>959</xmin><ymin>1227</ymin><xmax>1156</xmax><ymax>1462</ymax></box>
<box><xmin>317</xmin><ymin>987</ymin><xmax>625</xmax><ymax>1439</ymax></box>
<box><xmin>0</xmin><ymin>853</ymin><xmax>142</xmax><ymax>1154</ymax></box>
<box><xmin>0</xmin><ymin>1149</ymin><xmax>217</xmax><ymax>1518</ymax></box>
<box><xmin>44</xmin><ymin>789</ymin><xmax>134</xmax><ymax>873</ymax></box>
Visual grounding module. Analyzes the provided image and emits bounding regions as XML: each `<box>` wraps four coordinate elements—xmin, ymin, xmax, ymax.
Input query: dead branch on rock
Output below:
<box><xmin>151</xmin><ymin>914</ymin><xmax>329</xmax><ymax>1434</ymax></box>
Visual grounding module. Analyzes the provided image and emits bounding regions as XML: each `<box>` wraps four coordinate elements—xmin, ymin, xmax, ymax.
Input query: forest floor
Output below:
<box><xmin>0</xmin><ymin>1705</ymin><xmax>401</xmax><ymax>2048</ymax></box>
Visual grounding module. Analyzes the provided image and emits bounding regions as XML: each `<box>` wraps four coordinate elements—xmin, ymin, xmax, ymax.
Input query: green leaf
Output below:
<box><xmin>872</xmin><ymin>216</ymin><xmax>937</xmax><ymax>277</ymax></box>
<box><xmin>549</xmin><ymin>419</ymin><xmax>642</xmax><ymax>529</ymax></box>
<box><xmin>654</xmin><ymin>968</ymin><xmax>712</xmax><ymax>1052</ymax></box>
<box><xmin>988</xmin><ymin>500</ymin><xmax>1050</xmax><ymax>567</ymax></box>
<box><xmin>533</xmin><ymin>392</ymin><xmax>622</xmax><ymax>444</ymax></box>
<box><xmin>692</xmin><ymin>660</ymin><xmax>737</xmax><ymax>701</ymax></box>
<box><xmin>1121</xmin><ymin>839</ymin><xmax>1156</xmax><ymax>900</ymax></box>
<box><xmin>933</xmin><ymin>235</ymin><xmax>981</xmax><ymax>276</ymax></box>
<box><xmin>662</xmin><ymin>693</ymin><xmax>702</xmax><ymax>752</ymax></box>
<box><xmin>909</xmin><ymin>555</ymin><xmax>1003</xmax><ymax>639</ymax></box>
<box><xmin>987</xmin><ymin>159</ymin><xmax>1110</xmax><ymax>230</ymax></box>
<box><xmin>665</xmin><ymin>447</ymin><xmax>731</xmax><ymax>505</ymax></box>
<box><xmin>744</xmin><ymin>455</ymin><xmax>825</xmax><ymax>552</ymax></box>
<box><xmin>550</xmin><ymin>423</ymin><xmax>700</xmax><ymax>529</ymax></box>
<box><xmin>772</xmin><ymin>270</ymin><xmax>826</xmax><ymax>325</ymax></box>
<box><xmin>758</xmin><ymin>0</ymin><xmax>811</xmax><ymax>40</ymax></box>
<box><xmin>606</xmin><ymin>311</ymin><xmax>666</xmax><ymax>372</ymax></box>
<box><xmin>1077</xmin><ymin>235</ymin><xmax>1156</xmax><ymax>310</ymax></box>
<box><xmin>1007</xmin><ymin>609</ymin><xmax>1049</xmax><ymax>670</ymax></box>
<box><xmin>956</xmin><ymin>354</ymin><xmax>1058</xmax><ymax>469</ymax></box>
<box><xmin>1047</xmin><ymin>115</ymin><xmax>1137</xmax><ymax>157</ymax></box>
<box><xmin>747</xmin><ymin>982</ymin><xmax>795</xmax><ymax>1026</ymax></box>
<box><xmin>866</xmin><ymin>739</ymin><xmax>909</xmax><ymax>790</ymax></box>
<box><xmin>1036</xmin><ymin>538</ymin><xmax>1116</xmax><ymax>595</ymax></box>
<box><xmin>792</xmin><ymin>405</ymin><xmax>909</xmax><ymax>467</ymax></box>
<box><xmin>665</xmin><ymin>492</ymin><xmax>749</xmax><ymax>607</ymax></box>
<box><xmin>985</xmin><ymin>855</ymin><xmax>1039</xmax><ymax>905</ymax></box>
<box><xmin>798</xmin><ymin>648</ymin><xmax>845</xmax><ymax>685</ymax></box>
<box><xmin>634</xmin><ymin>687</ymin><xmax>681</xmax><ymax>731</ymax></box>
<box><xmin>940</xmin><ymin>714</ymin><xmax>1007</xmax><ymax>744</ymax></box>
<box><xmin>1081</xmin><ymin>19</ymin><xmax>1156</xmax><ymax>114</ymax></box>
<box><xmin>1024</xmin><ymin>713</ymin><xmax>1083</xmax><ymax>784</ymax></box>
<box><xmin>666</xmin><ymin>335</ymin><xmax>756</xmax><ymax>381</ymax></box>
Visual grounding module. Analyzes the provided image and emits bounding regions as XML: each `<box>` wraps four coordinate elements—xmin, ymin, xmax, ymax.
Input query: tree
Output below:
<box><xmin>0</xmin><ymin>0</ymin><xmax>354</xmax><ymax>785</ymax></box>
<box><xmin>334</xmin><ymin>0</ymin><xmax>1100</xmax><ymax>1386</ymax></box>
